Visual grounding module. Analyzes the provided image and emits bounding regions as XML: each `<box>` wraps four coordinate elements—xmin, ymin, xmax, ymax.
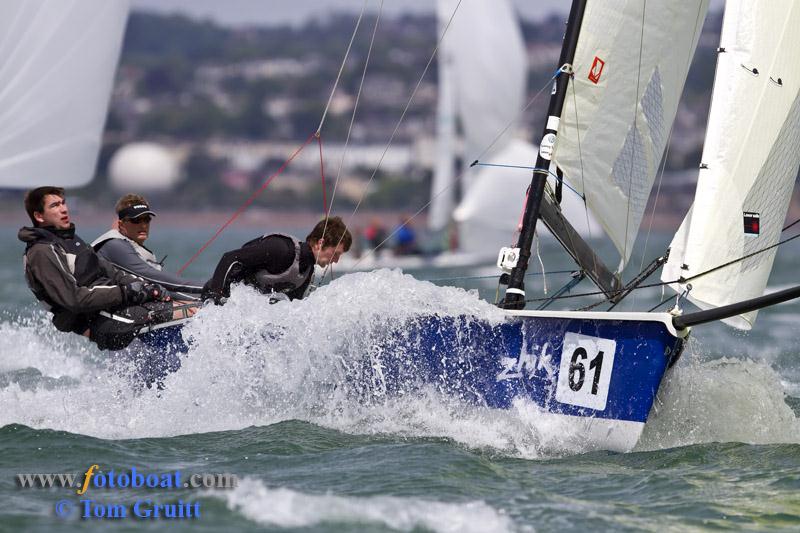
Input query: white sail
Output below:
<box><xmin>662</xmin><ymin>0</ymin><xmax>800</xmax><ymax>330</ymax></box>
<box><xmin>428</xmin><ymin>0</ymin><xmax>458</xmax><ymax>232</ymax></box>
<box><xmin>430</xmin><ymin>0</ymin><xmax>528</xmax><ymax>227</ymax></box>
<box><xmin>553</xmin><ymin>0</ymin><xmax>711</xmax><ymax>267</ymax></box>
<box><xmin>0</xmin><ymin>0</ymin><xmax>130</xmax><ymax>189</ymax></box>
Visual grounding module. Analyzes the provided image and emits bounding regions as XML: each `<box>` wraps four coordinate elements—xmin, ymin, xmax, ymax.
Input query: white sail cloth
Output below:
<box><xmin>0</xmin><ymin>0</ymin><xmax>129</xmax><ymax>188</ymax></box>
<box><xmin>663</xmin><ymin>0</ymin><xmax>800</xmax><ymax>330</ymax></box>
<box><xmin>429</xmin><ymin>0</ymin><xmax>528</xmax><ymax>231</ymax></box>
<box><xmin>553</xmin><ymin>0</ymin><xmax>710</xmax><ymax>267</ymax></box>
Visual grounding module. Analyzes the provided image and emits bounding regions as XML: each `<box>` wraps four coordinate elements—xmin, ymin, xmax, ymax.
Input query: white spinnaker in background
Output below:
<box><xmin>554</xmin><ymin>0</ymin><xmax>710</xmax><ymax>267</ymax></box>
<box><xmin>0</xmin><ymin>0</ymin><xmax>129</xmax><ymax>188</ymax></box>
<box><xmin>429</xmin><ymin>0</ymin><xmax>527</xmax><ymax>232</ymax></box>
<box><xmin>663</xmin><ymin>0</ymin><xmax>800</xmax><ymax>330</ymax></box>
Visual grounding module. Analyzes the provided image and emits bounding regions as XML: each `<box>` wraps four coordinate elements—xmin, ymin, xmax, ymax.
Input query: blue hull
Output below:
<box><xmin>365</xmin><ymin>311</ymin><xmax>684</xmax><ymax>427</ymax></box>
<box><xmin>133</xmin><ymin>323</ymin><xmax>188</xmax><ymax>388</ymax></box>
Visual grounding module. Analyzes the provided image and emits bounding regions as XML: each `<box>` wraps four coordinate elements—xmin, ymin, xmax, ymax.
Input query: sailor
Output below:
<box><xmin>202</xmin><ymin>216</ymin><xmax>352</xmax><ymax>304</ymax></box>
<box><xmin>18</xmin><ymin>187</ymin><xmax>197</xmax><ymax>351</ymax></box>
<box><xmin>92</xmin><ymin>194</ymin><xmax>204</xmax><ymax>299</ymax></box>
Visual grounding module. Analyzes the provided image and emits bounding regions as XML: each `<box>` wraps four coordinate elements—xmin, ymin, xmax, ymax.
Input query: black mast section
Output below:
<box><xmin>501</xmin><ymin>0</ymin><xmax>590</xmax><ymax>310</ymax></box>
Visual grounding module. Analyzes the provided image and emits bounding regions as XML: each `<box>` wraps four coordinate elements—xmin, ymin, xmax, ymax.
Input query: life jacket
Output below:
<box><xmin>92</xmin><ymin>229</ymin><xmax>162</xmax><ymax>271</ymax></box>
<box><xmin>248</xmin><ymin>233</ymin><xmax>313</xmax><ymax>297</ymax></box>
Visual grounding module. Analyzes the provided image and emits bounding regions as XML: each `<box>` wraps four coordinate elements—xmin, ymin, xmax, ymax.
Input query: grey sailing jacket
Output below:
<box><xmin>92</xmin><ymin>229</ymin><xmax>204</xmax><ymax>297</ymax></box>
<box><xmin>19</xmin><ymin>225</ymin><xmax>138</xmax><ymax>333</ymax></box>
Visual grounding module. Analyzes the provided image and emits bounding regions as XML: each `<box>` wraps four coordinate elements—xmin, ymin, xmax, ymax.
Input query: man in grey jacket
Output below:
<box><xmin>19</xmin><ymin>187</ymin><xmax>196</xmax><ymax>351</ymax></box>
<box><xmin>92</xmin><ymin>194</ymin><xmax>204</xmax><ymax>299</ymax></box>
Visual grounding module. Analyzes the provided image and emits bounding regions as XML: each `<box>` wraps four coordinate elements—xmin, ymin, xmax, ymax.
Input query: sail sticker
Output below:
<box><xmin>743</xmin><ymin>212</ymin><xmax>760</xmax><ymax>235</ymax></box>
<box><xmin>555</xmin><ymin>332</ymin><xmax>616</xmax><ymax>411</ymax></box>
<box><xmin>588</xmin><ymin>56</ymin><xmax>605</xmax><ymax>84</ymax></box>
<box><xmin>539</xmin><ymin>133</ymin><xmax>556</xmax><ymax>160</ymax></box>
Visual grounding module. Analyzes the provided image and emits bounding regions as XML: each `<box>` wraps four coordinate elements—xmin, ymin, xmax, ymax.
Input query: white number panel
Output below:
<box><xmin>555</xmin><ymin>332</ymin><xmax>616</xmax><ymax>411</ymax></box>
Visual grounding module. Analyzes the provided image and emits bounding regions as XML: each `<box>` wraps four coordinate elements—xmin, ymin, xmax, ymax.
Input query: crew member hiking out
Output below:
<box><xmin>18</xmin><ymin>187</ymin><xmax>197</xmax><ymax>351</ymax></box>
<box><xmin>202</xmin><ymin>216</ymin><xmax>352</xmax><ymax>304</ymax></box>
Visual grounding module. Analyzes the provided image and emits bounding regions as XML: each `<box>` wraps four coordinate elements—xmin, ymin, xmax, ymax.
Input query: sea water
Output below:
<box><xmin>1</xmin><ymin>225</ymin><xmax>799</xmax><ymax>532</ymax></box>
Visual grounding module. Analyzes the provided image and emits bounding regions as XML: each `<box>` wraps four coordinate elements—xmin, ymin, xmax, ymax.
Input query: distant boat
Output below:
<box><xmin>340</xmin><ymin>0</ymin><xmax>601</xmax><ymax>273</ymax></box>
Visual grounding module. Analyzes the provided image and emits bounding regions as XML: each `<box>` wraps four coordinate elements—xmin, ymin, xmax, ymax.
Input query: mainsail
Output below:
<box><xmin>663</xmin><ymin>0</ymin><xmax>800</xmax><ymax>330</ymax></box>
<box><xmin>0</xmin><ymin>0</ymin><xmax>129</xmax><ymax>188</ymax></box>
<box><xmin>553</xmin><ymin>0</ymin><xmax>710</xmax><ymax>267</ymax></box>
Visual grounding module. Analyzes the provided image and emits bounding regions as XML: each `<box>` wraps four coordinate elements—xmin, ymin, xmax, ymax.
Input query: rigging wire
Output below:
<box><xmin>317</xmin><ymin>0</ymin><xmax>385</xmax><ymax>268</ymax></box>
<box><xmin>324</xmin><ymin>0</ymin><xmax>464</xmax><ymax>276</ymax></box>
<box><xmin>316</xmin><ymin>0</ymin><xmax>369</xmax><ymax>135</ymax></box>
<box><xmin>503</xmin><ymin>224</ymin><xmax>800</xmax><ymax>307</ymax></box>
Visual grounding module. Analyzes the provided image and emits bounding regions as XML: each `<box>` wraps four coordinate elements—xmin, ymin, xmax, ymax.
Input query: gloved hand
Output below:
<box><xmin>123</xmin><ymin>281</ymin><xmax>170</xmax><ymax>305</ymax></box>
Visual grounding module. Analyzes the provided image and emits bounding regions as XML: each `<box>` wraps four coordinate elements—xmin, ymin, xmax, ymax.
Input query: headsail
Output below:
<box><xmin>0</xmin><ymin>0</ymin><xmax>129</xmax><ymax>189</ymax></box>
<box><xmin>553</xmin><ymin>0</ymin><xmax>710</xmax><ymax>267</ymax></box>
<box><xmin>663</xmin><ymin>0</ymin><xmax>800</xmax><ymax>330</ymax></box>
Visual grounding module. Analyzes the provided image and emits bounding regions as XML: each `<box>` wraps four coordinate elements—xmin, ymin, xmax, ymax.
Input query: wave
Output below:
<box><xmin>212</xmin><ymin>477</ymin><xmax>514</xmax><ymax>532</ymax></box>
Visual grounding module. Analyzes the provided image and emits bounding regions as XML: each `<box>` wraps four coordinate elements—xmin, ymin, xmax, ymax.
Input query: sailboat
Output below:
<box><xmin>355</xmin><ymin>0</ymin><xmax>800</xmax><ymax>452</ymax></box>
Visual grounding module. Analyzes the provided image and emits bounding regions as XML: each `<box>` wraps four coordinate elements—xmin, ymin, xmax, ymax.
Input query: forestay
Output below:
<box><xmin>0</xmin><ymin>0</ymin><xmax>129</xmax><ymax>188</ymax></box>
<box><xmin>553</xmin><ymin>0</ymin><xmax>710</xmax><ymax>267</ymax></box>
<box><xmin>663</xmin><ymin>0</ymin><xmax>800</xmax><ymax>330</ymax></box>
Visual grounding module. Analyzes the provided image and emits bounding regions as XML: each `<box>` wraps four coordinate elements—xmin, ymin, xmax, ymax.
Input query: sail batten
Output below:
<box><xmin>663</xmin><ymin>0</ymin><xmax>800</xmax><ymax>329</ymax></box>
<box><xmin>553</xmin><ymin>0</ymin><xmax>711</xmax><ymax>267</ymax></box>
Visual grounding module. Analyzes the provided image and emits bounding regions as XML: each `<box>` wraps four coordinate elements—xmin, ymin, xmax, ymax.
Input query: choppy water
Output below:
<box><xmin>1</xmin><ymin>226</ymin><xmax>799</xmax><ymax>531</ymax></box>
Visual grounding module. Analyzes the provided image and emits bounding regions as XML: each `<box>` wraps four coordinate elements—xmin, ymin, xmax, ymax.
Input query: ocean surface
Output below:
<box><xmin>1</xmin><ymin>224</ymin><xmax>799</xmax><ymax>532</ymax></box>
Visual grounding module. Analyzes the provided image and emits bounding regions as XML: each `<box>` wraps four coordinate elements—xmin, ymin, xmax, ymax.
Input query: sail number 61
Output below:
<box><xmin>568</xmin><ymin>347</ymin><xmax>604</xmax><ymax>394</ymax></box>
<box><xmin>556</xmin><ymin>333</ymin><xmax>616</xmax><ymax>410</ymax></box>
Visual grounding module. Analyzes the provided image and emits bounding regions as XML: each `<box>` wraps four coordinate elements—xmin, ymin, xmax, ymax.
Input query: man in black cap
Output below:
<box><xmin>92</xmin><ymin>193</ymin><xmax>204</xmax><ymax>299</ymax></box>
<box><xmin>19</xmin><ymin>187</ymin><xmax>196</xmax><ymax>351</ymax></box>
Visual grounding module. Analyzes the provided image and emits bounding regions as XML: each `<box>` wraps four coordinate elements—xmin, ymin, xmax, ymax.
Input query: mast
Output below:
<box><xmin>500</xmin><ymin>0</ymin><xmax>588</xmax><ymax>309</ymax></box>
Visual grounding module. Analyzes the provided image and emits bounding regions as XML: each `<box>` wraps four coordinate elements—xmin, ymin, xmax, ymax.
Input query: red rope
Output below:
<box><xmin>317</xmin><ymin>133</ymin><xmax>328</xmax><ymax>216</ymax></box>
<box><xmin>177</xmin><ymin>132</ymin><xmax>318</xmax><ymax>274</ymax></box>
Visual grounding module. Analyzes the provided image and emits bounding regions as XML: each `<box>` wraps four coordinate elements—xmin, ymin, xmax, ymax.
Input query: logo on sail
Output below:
<box><xmin>743</xmin><ymin>212</ymin><xmax>760</xmax><ymax>235</ymax></box>
<box><xmin>588</xmin><ymin>56</ymin><xmax>605</xmax><ymax>84</ymax></box>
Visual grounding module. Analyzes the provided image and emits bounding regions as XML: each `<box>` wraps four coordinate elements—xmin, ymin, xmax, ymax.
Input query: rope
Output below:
<box><xmin>316</xmin><ymin>0</ymin><xmax>369</xmax><ymax>134</ymax></box>
<box><xmin>176</xmin><ymin>132</ymin><xmax>317</xmax><ymax>274</ymax></box>
<box><xmin>317</xmin><ymin>134</ymin><xmax>328</xmax><ymax>216</ymax></box>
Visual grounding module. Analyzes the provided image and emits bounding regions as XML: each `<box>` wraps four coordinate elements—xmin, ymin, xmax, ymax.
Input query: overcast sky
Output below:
<box><xmin>131</xmin><ymin>0</ymin><xmax>726</xmax><ymax>27</ymax></box>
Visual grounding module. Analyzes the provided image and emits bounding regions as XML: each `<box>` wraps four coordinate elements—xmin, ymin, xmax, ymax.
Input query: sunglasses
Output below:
<box><xmin>124</xmin><ymin>216</ymin><xmax>152</xmax><ymax>224</ymax></box>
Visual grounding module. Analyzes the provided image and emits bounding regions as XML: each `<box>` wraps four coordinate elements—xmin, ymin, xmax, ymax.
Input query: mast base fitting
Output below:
<box><xmin>500</xmin><ymin>289</ymin><xmax>526</xmax><ymax>310</ymax></box>
<box><xmin>497</xmin><ymin>247</ymin><xmax>521</xmax><ymax>273</ymax></box>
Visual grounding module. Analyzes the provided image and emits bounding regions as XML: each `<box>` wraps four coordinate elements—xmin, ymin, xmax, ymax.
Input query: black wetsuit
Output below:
<box><xmin>19</xmin><ymin>225</ymin><xmax>173</xmax><ymax>350</ymax></box>
<box><xmin>202</xmin><ymin>234</ymin><xmax>315</xmax><ymax>303</ymax></box>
